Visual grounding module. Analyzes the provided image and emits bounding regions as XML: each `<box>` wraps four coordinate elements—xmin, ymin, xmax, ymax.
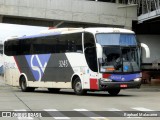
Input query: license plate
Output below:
<box><xmin>120</xmin><ymin>84</ymin><xmax>128</xmax><ymax>88</ymax></box>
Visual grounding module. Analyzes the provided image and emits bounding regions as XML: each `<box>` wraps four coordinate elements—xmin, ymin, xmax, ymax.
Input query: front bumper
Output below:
<box><xmin>99</xmin><ymin>80</ymin><xmax>141</xmax><ymax>90</ymax></box>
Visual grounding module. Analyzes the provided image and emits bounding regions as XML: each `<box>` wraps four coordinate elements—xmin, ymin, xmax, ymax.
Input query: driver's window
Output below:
<box><xmin>84</xmin><ymin>32</ymin><xmax>98</xmax><ymax>72</ymax></box>
<box><xmin>84</xmin><ymin>33</ymin><xmax>95</xmax><ymax>49</ymax></box>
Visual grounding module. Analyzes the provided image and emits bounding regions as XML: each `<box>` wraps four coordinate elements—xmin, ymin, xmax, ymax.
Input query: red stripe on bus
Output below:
<box><xmin>90</xmin><ymin>78</ymin><xmax>99</xmax><ymax>90</ymax></box>
<box><xmin>13</xmin><ymin>56</ymin><xmax>21</xmax><ymax>73</ymax></box>
<box><xmin>103</xmin><ymin>74</ymin><xmax>111</xmax><ymax>78</ymax></box>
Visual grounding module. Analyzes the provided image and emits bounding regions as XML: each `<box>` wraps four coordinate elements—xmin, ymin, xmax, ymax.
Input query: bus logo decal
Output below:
<box><xmin>25</xmin><ymin>54</ymin><xmax>51</xmax><ymax>81</ymax></box>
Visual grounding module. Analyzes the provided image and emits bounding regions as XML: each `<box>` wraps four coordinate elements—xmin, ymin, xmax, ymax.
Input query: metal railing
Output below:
<box><xmin>90</xmin><ymin>0</ymin><xmax>159</xmax><ymax>16</ymax></box>
<box><xmin>127</xmin><ymin>0</ymin><xmax>160</xmax><ymax>15</ymax></box>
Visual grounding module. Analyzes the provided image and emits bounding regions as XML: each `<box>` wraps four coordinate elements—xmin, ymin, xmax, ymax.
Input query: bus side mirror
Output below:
<box><xmin>141</xmin><ymin>43</ymin><xmax>150</xmax><ymax>58</ymax></box>
<box><xmin>96</xmin><ymin>43</ymin><xmax>103</xmax><ymax>59</ymax></box>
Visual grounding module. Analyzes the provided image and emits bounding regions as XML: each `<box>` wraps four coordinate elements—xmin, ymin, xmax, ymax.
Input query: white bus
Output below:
<box><xmin>4</xmin><ymin>27</ymin><xmax>141</xmax><ymax>95</ymax></box>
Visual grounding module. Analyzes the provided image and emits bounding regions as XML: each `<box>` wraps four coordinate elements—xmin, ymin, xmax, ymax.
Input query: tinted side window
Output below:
<box><xmin>31</xmin><ymin>36</ymin><xmax>59</xmax><ymax>54</ymax></box>
<box><xmin>4</xmin><ymin>39</ymin><xmax>23</xmax><ymax>56</ymax></box>
<box><xmin>32</xmin><ymin>33</ymin><xmax>82</xmax><ymax>53</ymax></box>
<box><xmin>4</xmin><ymin>36</ymin><xmax>59</xmax><ymax>56</ymax></box>
<box><xmin>4</xmin><ymin>33</ymin><xmax>83</xmax><ymax>56</ymax></box>
<box><xmin>59</xmin><ymin>33</ymin><xmax>82</xmax><ymax>53</ymax></box>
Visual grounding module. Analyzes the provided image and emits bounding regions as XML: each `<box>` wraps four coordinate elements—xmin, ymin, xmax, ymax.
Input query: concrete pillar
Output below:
<box><xmin>116</xmin><ymin>0</ymin><xmax>119</xmax><ymax>4</ymax></box>
<box><xmin>0</xmin><ymin>16</ymin><xmax>3</xmax><ymax>23</ymax></box>
<box><xmin>124</xmin><ymin>25</ymin><xmax>132</xmax><ymax>30</ymax></box>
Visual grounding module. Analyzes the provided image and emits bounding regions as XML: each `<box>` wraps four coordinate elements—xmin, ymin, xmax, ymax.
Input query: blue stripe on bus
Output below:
<box><xmin>109</xmin><ymin>73</ymin><xmax>141</xmax><ymax>82</ymax></box>
<box><xmin>18</xmin><ymin>32</ymin><xmax>61</xmax><ymax>40</ymax></box>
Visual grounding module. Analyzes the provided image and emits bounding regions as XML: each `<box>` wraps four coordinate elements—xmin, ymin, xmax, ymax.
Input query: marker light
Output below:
<box><xmin>134</xmin><ymin>78</ymin><xmax>142</xmax><ymax>82</ymax></box>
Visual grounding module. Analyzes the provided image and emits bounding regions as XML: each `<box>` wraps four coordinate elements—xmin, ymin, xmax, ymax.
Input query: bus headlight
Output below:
<box><xmin>134</xmin><ymin>78</ymin><xmax>142</xmax><ymax>82</ymax></box>
<box><xmin>101</xmin><ymin>78</ymin><xmax>112</xmax><ymax>82</ymax></box>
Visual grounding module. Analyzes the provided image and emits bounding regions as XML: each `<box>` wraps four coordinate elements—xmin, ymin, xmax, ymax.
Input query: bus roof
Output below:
<box><xmin>84</xmin><ymin>27</ymin><xmax>135</xmax><ymax>34</ymax></box>
<box><xmin>6</xmin><ymin>27</ymin><xmax>135</xmax><ymax>41</ymax></box>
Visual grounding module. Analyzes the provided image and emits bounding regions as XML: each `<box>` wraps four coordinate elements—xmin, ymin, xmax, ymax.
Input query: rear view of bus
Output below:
<box><xmin>4</xmin><ymin>27</ymin><xmax>141</xmax><ymax>96</ymax></box>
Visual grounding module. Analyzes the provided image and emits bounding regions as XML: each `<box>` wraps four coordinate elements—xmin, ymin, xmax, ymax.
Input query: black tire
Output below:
<box><xmin>28</xmin><ymin>87</ymin><xmax>35</xmax><ymax>92</ymax></box>
<box><xmin>73</xmin><ymin>77</ymin><xmax>86</xmax><ymax>95</ymax></box>
<box><xmin>20</xmin><ymin>76</ymin><xmax>35</xmax><ymax>92</ymax></box>
<box><xmin>48</xmin><ymin>88</ymin><xmax>60</xmax><ymax>93</ymax></box>
<box><xmin>108</xmin><ymin>89</ymin><xmax>120</xmax><ymax>96</ymax></box>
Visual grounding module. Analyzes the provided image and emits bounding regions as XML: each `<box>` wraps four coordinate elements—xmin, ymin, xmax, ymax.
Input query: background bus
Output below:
<box><xmin>4</xmin><ymin>27</ymin><xmax>141</xmax><ymax>95</ymax></box>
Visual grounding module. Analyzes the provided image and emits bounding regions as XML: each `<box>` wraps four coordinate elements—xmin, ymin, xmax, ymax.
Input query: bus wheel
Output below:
<box><xmin>73</xmin><ymin>77</ymin><xmax>86</xmax><ymax>95</ymax></box>
<box><xmin>48</xmin><ymin>88</ymin><xmax>60</xmax><ymax>93</ymax></box>
<box><xmin>108</xmin><ymin>89</ymin><xmax>120</xmax><ymax>96</ymax></box>
<box><xmin>20</xmin><ymin>76</ymin><xmax>35</xmax><ymax>92</ymax></box>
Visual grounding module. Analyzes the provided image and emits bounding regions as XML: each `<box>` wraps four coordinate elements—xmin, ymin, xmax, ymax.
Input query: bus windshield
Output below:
<box><xmin>96</xmin><ymin>33</ymin><xmax>137</xmax><ymax>46</ymax></box>
<box><xmin>96</xmin><ymin>33</ymin><xmax>140</xmax><ymax>73</ymax></box>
